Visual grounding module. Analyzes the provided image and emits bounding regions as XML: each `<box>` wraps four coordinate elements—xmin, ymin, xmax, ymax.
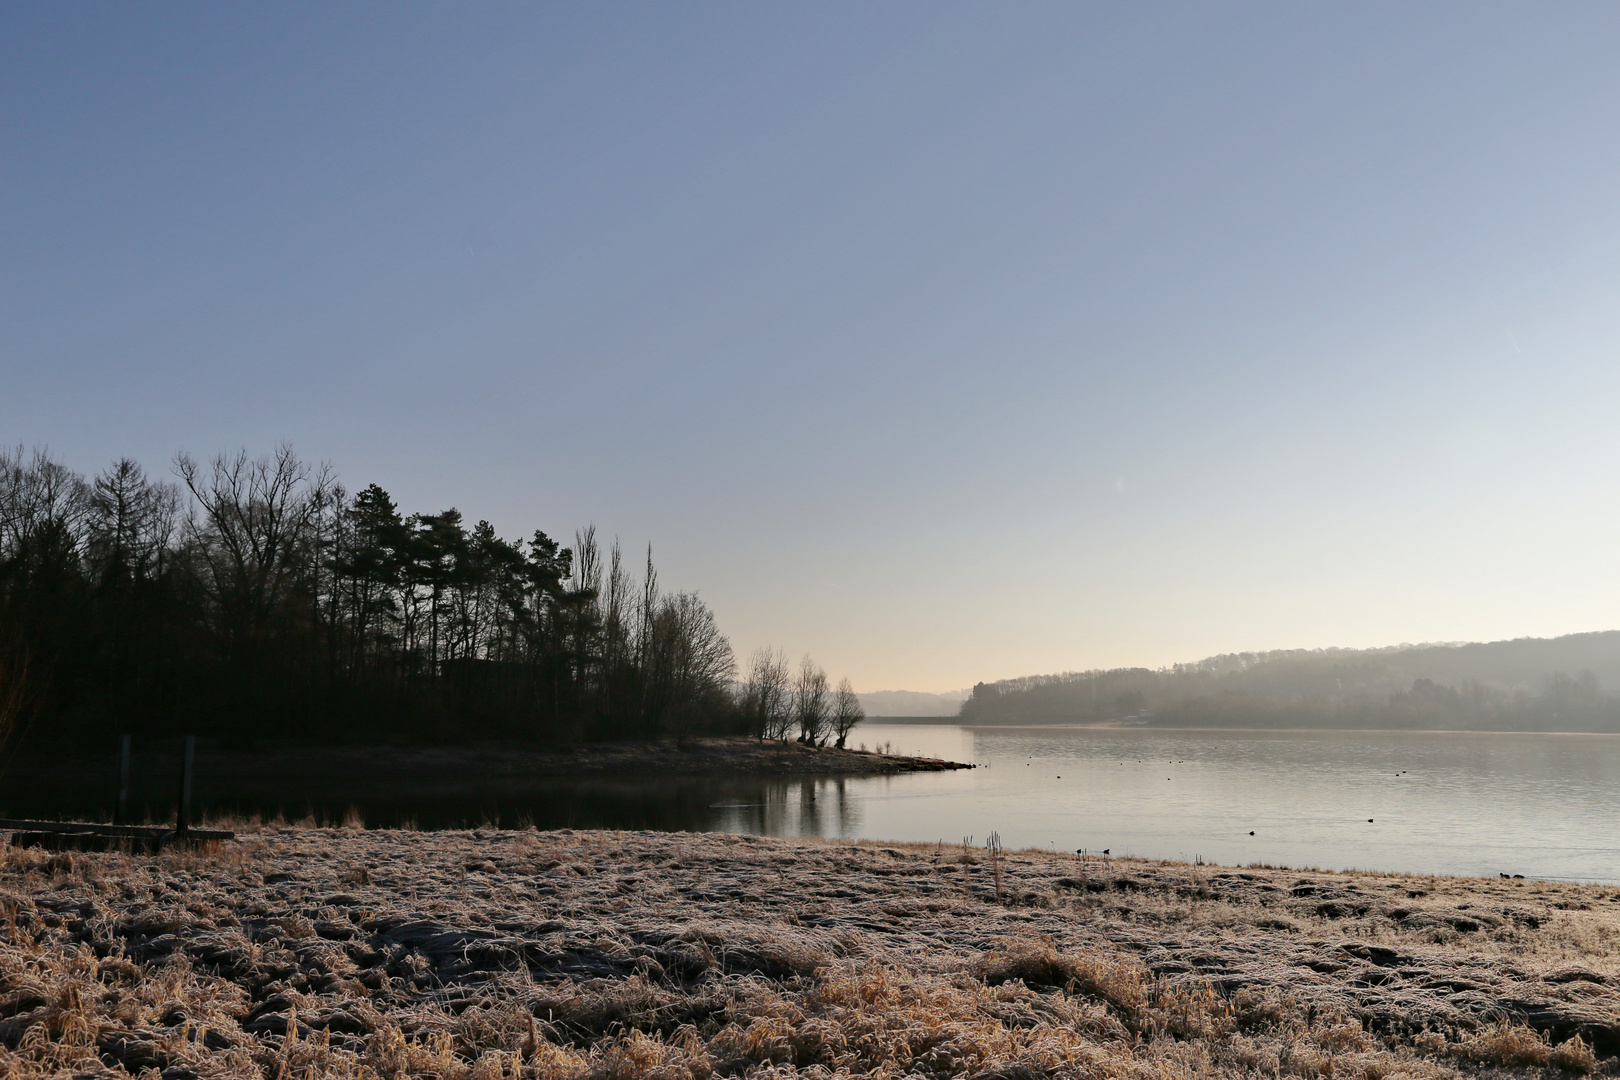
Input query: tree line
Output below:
<box><xmin>0</xmin><ymin>444</ymin><xmax>862</xmax><ymax>752</ymax></box>
<box><xmin>959</xmin><ymin>635</ymin><xmax>1620</xmax><ymax>732</ymax></box>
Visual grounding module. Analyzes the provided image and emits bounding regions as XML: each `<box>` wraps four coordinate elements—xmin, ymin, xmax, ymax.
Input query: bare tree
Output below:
<box><xmin>637</xmin><ymin>543</ymin><xmax>658</xmax><ymax>669</ymax></box>
<box><xmin>794</xmin><ymin>654</ymin><xmax>830</xmax><ymax>745</ymax></box>
<box><xmin>175</xmin><ymin>444</ymin><xmax>328</xmax><ymax>649</ymax></box>
<box><xmin>0</xmin><ymin>447</ymin><xmax>89</xmax><ymax>748</ymax></box>
<box><xmin>600</xmin><ymin>536</ymin><xmax>634</xmax><ymax>716</ymax></box>
<box><xmin>86</xmin><ymin>458</ymin><xmax>179</xmax><ymax>582</ymax></box>
<box><xmin>741</xmin><ymin>646</ymin><xmax>792</xmax><ymax>741</ymax></box>
<box><xmin>652</xmin><ymin>591</ymin><xmax>735</xmax><ymax>741</ymax></box>
<box><xmin>664</xmin><ymin>592</ymin><xmax>734</xmax><ymax>695</ymax></box>
<box><xmin>0</xmin><ymin>445</ymin><xmax>90</xmax><ymax>563</ymax></box>
<box><xmin>831</xmin><ymin>676</ymin><xmax>864</xmax><ymax>748</ymax></box>
<box><xmin>0</xmin><ymin>445</ymin><xmax>24</xmax><ymax>557</ymax></box>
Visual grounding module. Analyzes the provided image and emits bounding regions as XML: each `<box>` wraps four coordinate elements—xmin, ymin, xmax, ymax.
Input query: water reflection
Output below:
<box><xmin>709</xmin><ymin>777</ymin><xmax>859</xmax><ymax>837</ymax></box>
<box><xmin>14</xmin><ymin>723</ymin><xmax>1620</xmax><ymax>882</ymax></box>
<box><xmin>2</xmin><ymin>771</ymin><xmax>868</xmax><ymax>838</ymax></box>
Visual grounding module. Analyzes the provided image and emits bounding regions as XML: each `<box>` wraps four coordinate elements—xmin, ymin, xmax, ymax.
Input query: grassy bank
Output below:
<box><xmin>3</xmin><ymin>826</ymin><xmax>1618</xmax><ymax>1079</ymax></box>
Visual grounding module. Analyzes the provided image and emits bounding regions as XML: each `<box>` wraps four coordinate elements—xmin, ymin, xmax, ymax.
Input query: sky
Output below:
<box><xmin>6</xmin><ymin>4</ymin><xmax>1620</xmax><ymax>693</ymax></box>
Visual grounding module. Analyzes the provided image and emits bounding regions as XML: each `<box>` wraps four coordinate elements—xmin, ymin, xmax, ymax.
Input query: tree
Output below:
<box><xmin>86</xmin><ymin>458</ymin><xmax>178</xmax><ymax>585</ymax></box>
<box><xmin>831</xmin><ymin>676</ymin><xmax>864</xmax><ymax>748</ymax></box>
<box><xmin>0</xmin><ymin>441</ymin><xmax>766</xmax><ymax>749</ymax></box>
<box><xmin>174</xmin><ymin>444</ymin><xmax>326</xmax><ymax>652</ymax></box>
<box><xmin>650</xmin><ymin>592</ymin><xmax>735</xmax><ymax>742</ymax></box>
<box><xmin>407</xmin><ymin>509</ymin><xmax>469</xmax><ymax>674</ymax></box>
<box><xmin>662</xmin><ymin>593</ymin><xmax>734</xmax><ymax>702</ymax></box>
<box><xmin>83</xmin><ymin>459</ymin><xmax>181</xmax><ymax>728</ymax></box>
<box><xmin>0</xmin><ymin>447</ymin><xmax>92</xmax><ymax>733</ymax></box>
<box><xmin>793</xmin><ymin>654</ymin><xmax>829</xmax><ymax>745</ymax></box>
<box><xmin>740</xmin><ymin>647</ymin><xmax>792</xmax><ymax>741</ymax></box>
<box><xmin>329</xmin><ymin>484</ymin><xmax>406</xmax><ymax>672</ymax></box>
<box><xmin>0</xmin><ymin>445</ymin><xmax>91</xmax><ymax>564</ymax></box>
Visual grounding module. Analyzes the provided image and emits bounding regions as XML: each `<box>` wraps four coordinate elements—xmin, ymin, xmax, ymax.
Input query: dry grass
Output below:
<box><xmin>3</xmin><ymin>828</ymin><xmax>1618</xmax><ymax>1079</ymax></box>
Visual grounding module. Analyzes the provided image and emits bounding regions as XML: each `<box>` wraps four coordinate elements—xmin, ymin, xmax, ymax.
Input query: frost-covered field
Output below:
<box><xmin>4</xmin><ymin>825</ymin><xmax>1620</xmax><ymax>1078</ymax></box>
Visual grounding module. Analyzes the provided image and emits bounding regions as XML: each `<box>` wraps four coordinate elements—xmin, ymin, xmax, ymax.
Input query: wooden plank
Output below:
<box><xmin>0</xmin><ymin>818</ymin><xmax>233</xmax><ymax>841</ymax></box>
<box><xmin>11</xmin><ymin>831</ymin><xmax>170</xmax><ymax>852</ymax></box>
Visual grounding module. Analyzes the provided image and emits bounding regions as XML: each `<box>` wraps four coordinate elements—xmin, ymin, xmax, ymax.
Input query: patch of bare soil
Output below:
<box><xmin>2</xmin><ymin>827</ymin><xmax>1617</xmax><ymax>1079</ymax></box>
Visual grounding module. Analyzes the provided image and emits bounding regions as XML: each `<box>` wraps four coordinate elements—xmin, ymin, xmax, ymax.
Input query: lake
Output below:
<box><xmin>833</xmin><ymin>724</ymin><xmax>1620</xmax><ymax>883</ymax></box>
<box><xmin>10</xmin><ymin>724</ymin><xmax>1619</xmax><ymax>883</ymax></box>
<box><xmin>517</xmin><ymin>722</ymin><xmax>1620</xmax><ymax>884</ymax></box>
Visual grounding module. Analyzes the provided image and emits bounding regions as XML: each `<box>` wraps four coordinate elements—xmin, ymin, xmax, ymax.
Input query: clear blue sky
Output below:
<box><xmin>6</xmin><ymin>4</ymin><xmax>1620</xmax><ymax>691</ymax></box>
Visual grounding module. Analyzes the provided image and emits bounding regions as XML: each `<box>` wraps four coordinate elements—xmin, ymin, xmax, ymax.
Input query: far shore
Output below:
<box><xmin>881</xmin><ymin>716</ymin><xmax>1620</xmax><ymax>737</ymax></box>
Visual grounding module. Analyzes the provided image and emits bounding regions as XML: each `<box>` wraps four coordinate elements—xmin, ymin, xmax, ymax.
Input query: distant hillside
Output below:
<box><xmin>859</xmin><ymin>689</ymin><xmax>970</xmax><ymax>717</ymax></box>
<box><xmin>958</xmin><ymin>632</ymin><xmax>1620</xmax><ymax>732</ymax></box>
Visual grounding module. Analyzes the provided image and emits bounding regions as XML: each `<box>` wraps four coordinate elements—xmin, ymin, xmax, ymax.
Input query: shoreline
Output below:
<box><xmin>0</xmin><ymin>737</ymin><xmax>973</xmax><ymax>810</ymax></box>
<box><xmin>3</xmin><ymin>826</ymin><xmax>1618</xmax><ymax>1078</ymax></box>
<box><xmin>0</xmin><ymin>736</ymin><xmax>972</xmax><ymax>777</ymax></box>
<box><xmin>882</xmin><ymin>718</ymin><xmax>1620</xmax><ymax>737</ymax></box>
<box><xmin>0</xmin><ymin>738</ymin><xmax>976</xmax><ymax>829</ymax></box>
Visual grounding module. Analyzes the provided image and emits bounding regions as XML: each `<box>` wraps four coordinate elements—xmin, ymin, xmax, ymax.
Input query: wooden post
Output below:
<box><xmin>177</xmin><ymin>736</ymin><xmax>195</xmax><ymax>834</ymax></box>
<box><xmin>116</xmin><ymin>735</ymin><xmax>131</xmax><ymax>825</ymax></box>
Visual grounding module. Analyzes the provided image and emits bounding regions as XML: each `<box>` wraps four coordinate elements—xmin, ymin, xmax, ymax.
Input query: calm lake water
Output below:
<box><xmin>12</xmin><ymin>724</ymin><xmax>1620</xmax><ymax>883</ymax></box>
<box><xmin>835</xmin><ymin>724</ymin><xmax>1620</xmax><ymax>883</ymax></box>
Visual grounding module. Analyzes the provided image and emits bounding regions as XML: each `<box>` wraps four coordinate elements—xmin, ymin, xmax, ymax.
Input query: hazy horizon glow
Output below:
<box><xmin>7</xmin><ymin>4</ymin><xmax>1620</xmax><ymax>692</ymax></box>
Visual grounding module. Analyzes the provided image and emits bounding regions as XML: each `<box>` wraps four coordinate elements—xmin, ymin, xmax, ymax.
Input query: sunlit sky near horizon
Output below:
<box><xmin>6</xmin><ymin>4</ymin><xmax>1620</xmax><ymax>692</ymax></box>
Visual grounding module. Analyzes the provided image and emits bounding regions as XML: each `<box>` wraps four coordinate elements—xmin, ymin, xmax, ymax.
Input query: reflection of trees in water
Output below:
<box><xmin>833</xmin><ymin>779</ymin><xmax>854</xmax><ymax>835</ymax></box>
<box><xmin>710</xmin><ymin>777</ymin><xmax>861</xmax><ymax>838</ymax></box>
<box><xmin>13</xmin><ymin>771</ymin><xmax>869</xmax><ymax>837</ymax></box>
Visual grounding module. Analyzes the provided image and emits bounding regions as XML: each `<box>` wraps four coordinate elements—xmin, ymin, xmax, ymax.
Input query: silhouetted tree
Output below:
<box><xmin>86</xmin><ymin>459</ymin><xmax>177</xmax><ymax>584</ymax></box>
<box><xmin>831</xmin><ymin>676</ymin><xmax>864</xmax><ymax>748</ymax></box>
<box><xmin>740</xmin><ymin>647</ymin><xmax>792</xmax><ymax>741</ymax></box>
<box><xmin>0</xmin><ymin>443</ymin><xmax>754</xmax><ymax>750</ymax></box>
<box><xmin>329</xmin><ymin>483</ymin><xmax>406</xmax><ymax>675</ymax></box>
<box><xmin>174</xmin><ymin>445</ymin><xmax>327</xmax><ymax>658</ymax></box>
<box><xmin>794</xmin><ymin>655</ymin><xmax>829</xmax><ymax>745</ymax></box>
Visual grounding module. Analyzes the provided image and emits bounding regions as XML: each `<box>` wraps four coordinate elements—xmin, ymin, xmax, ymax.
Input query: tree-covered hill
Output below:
<box><xmin>958</xmin><ymin>632</ymin><xmax>1620</xmax><ymax>731</ymax></box>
